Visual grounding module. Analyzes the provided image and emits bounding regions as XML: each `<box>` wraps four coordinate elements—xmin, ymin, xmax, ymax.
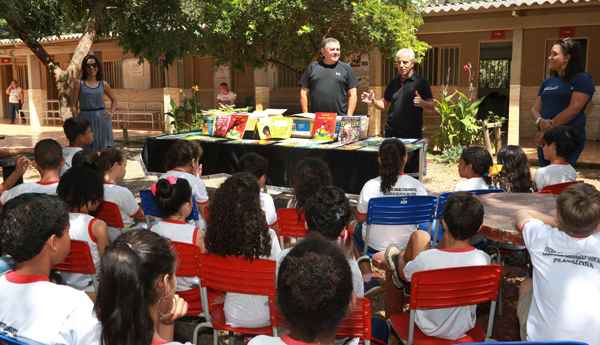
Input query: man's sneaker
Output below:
<box><xmin>384</xmin><ymin>244</ymin><xmax>404</xmax><ymax>289</ymax></box>
<box><xmin>364</xmin><ymin>277</ymin><xmax>383</xmax><ymax>297</ymax></box>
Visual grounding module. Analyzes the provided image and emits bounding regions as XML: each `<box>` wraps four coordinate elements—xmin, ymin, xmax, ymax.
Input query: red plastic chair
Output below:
<box><xmin>275</xmin><ymin>208</ymin><xmax>307</xmax><ymax>241</ymax></box>
<box><xmin>53</xmin><ymin>240</ymin><xmax>97</xmax><ymax>290</ymax></box>
<box><xmin>540</xmin><ymin>181</ymin><xmax>581</xmax><ymax>195</ymax></box>
<box><xmin>388</xmin><ymin>265</ymin><xmax>502</xmax><ymax>345</ymax></box>
<box><xmin>94</xmin><ymin>201</ymin><xmax>125</xmax><ymax>228</ymax></box>
<box><xmin>172</xmin><ymin>241</ymin><xmax>204</xmax><ymax>317</ymax></box>
<box><xmin>195</xmin><ymin>253</ymin><xmax>277</xmax><ymax>345</ymax></box>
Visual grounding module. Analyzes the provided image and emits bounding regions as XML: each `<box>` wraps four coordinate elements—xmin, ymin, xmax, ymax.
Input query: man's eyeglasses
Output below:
<box><xmin>86</xmin><ymin>63</ymin><xmax>98</xmax><ymax>69</ymax></box>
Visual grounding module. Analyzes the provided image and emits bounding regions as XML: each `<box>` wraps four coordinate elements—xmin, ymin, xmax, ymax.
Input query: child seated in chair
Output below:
<box><xmin>57</xmin><ymin>166</ymin><xmax>109</xmax><ymax>291</ymax></box>
<box><xmin>204</xmin><ymin>172</ymin><xmax>281</xmax><ymax>328</ymax></box>
<box><xmin>355</xmin><ymin>138</ymin><xmax>428</xmax><ymax>254</ymax></box>
<box><xmin>249</xmin><ymin>236</ymin><xmax>353</xmax><ymax>345</ymax></box>
<box><xmin>62</xmin><ymin>117</ymin><xmax>93</xmax><ymax>176</ymax></box>
<box><xmin>533</xmin><ymin>126</ymin><xmax>577</xmax><ymax>191</ymax></box>
<box><xmin>288</xmin><ymin>157</ymin><xmax>332</xmax><ymax>210</ymax></box>
<box><xmin>0</xmin><ymin>194</ymin><xmax>100</xmax><ymax>345</ymax></box>
<box><xmin>383</xmin><ymin>192</ymin><xmax>490</xmax><ymax>340</ymax></box>
<box><xmin>238</xmin><ymin>152</ymin><xmax>277</xmax><ymax>228</ymax></box>
<box><xmin>0</xmin><ymin>139</ymin><xmax>63</xmax><ymax>205</ymax></box>
<box><xmin>278</xmin><ymin>186</ymin><xmax>363</xmax><ymax>297</ymax></box>
<box><xmin>455</xmin><ymin>146</ymin><xmax>493</xmax><ymax>192</ymax></box>
<box><xmin>161</xmin><ymin>140</ymin><xmax>208</xmax><ymax>228</ymax></box>
<box><xmin>516</xmin><ymin>183</ymin><xmax>600</xmax><ymax>344</ymax></box>
<box><xmin>151</xmin><ymin>176</ymin><xmax>204</xmax><ymax>291</ymax></box>
<box><xmin>92</xmin><ymin>148</ymin><xmax>144</xmax><ymax>237</ymax></box>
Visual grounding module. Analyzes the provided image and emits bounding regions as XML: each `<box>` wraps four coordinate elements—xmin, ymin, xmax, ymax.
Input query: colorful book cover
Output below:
<box><xmin>213</xmin><ymin>115</ymin><xmax>233</xmax><ymax>137</ymax></box>
<box><xmin>337</xmin><ymin>116</ymin><xmax>361</xmax><ymax>144</ymax></box>
<box><xmin>291</xmin><ymin>118</ymin><xmax>313</xmax><ymax>138</ymax></box>
<box><xmin>225</xmin><ymin>114</ymin><xmax>249</xmax><ymax>139</ymax></box>
<box><xmin>257</xmin><ymin>116</ymin><xmax>293</xmax><ymax>139</ymax></box>
<box><xmin>312</xmin><ymin>112</ymin><xmax>337</xmax><ymax>141</ymax></box>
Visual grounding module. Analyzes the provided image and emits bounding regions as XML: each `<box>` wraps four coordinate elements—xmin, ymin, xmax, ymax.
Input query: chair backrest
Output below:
<box><xmin>409</xmin><ymin>265</ymin><xmax>502</xmax><ymax>309</ymax></box>
<box><xmin>53</xmin><ymin>240</ymin><xmax>96</xmax><ymax>274</ymax></box>
<box><xmin>468</xmin><ymin>188</ymin><xmax>504</xmax><ymax>196</ymax></box>
<box><xmin>198</xmin><ymin>254</ymin><xmax>277</xmax><ymax>326</ymax></box>
<box><xmin>540</xmin><ymin>181</ymin><xmax>581</xmax><ymax>195</ymax></box>
<box><xmin>140</xmin><ymin>189</ymin><xmax>199</xmax><ymax>222</ymax></box>
<box><xmin>367</xmin><ymin>196</ymin><xmax>437</xmax><ymax>226</ymax></box>
<box><xmin>0</xmin><ymin>332</ymin><xmax>46</xmax><ymax>345</ymax></box>
<box><xmin>172</xmin><ymin>241</ymin><xmax>202</xmax><ymax>278</ymax></box>
<box><xmin>94</xmin><ymin>201</ymin><xmax>125</xmax><ymax>228</ymax></box>
<box><xmin>435</xmin><ymin>188</ymin><xmax>504</xmax><ymax>219</ymax></box>
<box><xmin>336</xmin><ymin>298</ymin><xmax>372</xmax><ymax>344</ymax></box>
<box><xmin>276</xmin><ymin>208</ymin><xmax>307</xmax><ymax>239</ymax></box>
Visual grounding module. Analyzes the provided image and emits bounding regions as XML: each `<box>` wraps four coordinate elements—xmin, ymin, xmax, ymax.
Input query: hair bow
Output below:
<box><xmin>150</xmin><ymin>175</ymin><xmax>178</xmax><ymax>196</ymax></box>
<box><xmin>489</xmin><ymin>164</ymin><xmax>503</xmax><ymax>177</ymax></box>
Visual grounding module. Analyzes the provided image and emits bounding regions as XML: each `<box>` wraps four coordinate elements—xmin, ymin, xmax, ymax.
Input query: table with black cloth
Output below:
<box><xmin>142</xmin><ymin>135</ymin><xmax>426</xmax><ymax>195</ymax></box>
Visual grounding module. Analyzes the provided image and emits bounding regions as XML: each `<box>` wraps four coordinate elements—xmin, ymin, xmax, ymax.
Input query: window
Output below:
<box><xmin>103</xmin><ymin>60</ymin><xmax>123</xmax><ymax>88</ymax></box>
<box><xmin>383</xmin><ymin>46</ymin><xmax>460</xmax><ymax>86</ymax></box>
<box><xmin>479</xmin><ymin>59</ymin><xmax>510</xmax><ymax>89</ymax></box>
<box><xmin>277</xmin><ymin>66</ymin><xmax>302</xmax><ymax>88</ymax></box>
<box><xmin>150</xmin><ymin>63</ymin><xmax>165</xmax><ymax>88</ymax></box>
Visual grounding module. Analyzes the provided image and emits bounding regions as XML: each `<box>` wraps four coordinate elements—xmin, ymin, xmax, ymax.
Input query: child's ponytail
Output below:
<box><xmin>153</xmin><ymin>177</ymin><xmax>192</xmax><ymax>218</ymax></box>
<box><xmin>379</xmin><ymin>139</ymin><xmax>406</xmax><ymax>194</ymax></box>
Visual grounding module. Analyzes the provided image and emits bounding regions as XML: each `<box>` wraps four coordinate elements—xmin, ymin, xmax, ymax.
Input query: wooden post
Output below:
<box><xmin>508</xmin><ymin>27</ymin><xmax>523</xmax><ymax>145</ymax></box>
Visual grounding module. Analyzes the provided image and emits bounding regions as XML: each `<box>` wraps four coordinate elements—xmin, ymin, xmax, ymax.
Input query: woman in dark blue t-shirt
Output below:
<box><xmin>531</xmin><ymin>38</ymin><xmax>595</xmax><ymax>166</ymax></box>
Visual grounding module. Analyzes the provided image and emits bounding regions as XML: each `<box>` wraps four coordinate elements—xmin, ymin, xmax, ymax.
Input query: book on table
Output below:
<box><xmin>311</xmin><ymin>112</ymin><xmax>337</xmax><ymax>141</ymax></box>
<box><xmin>337</xmin><ymin>116</ymin><xmax>362</xmax><ymax>144</ymax></box>
<box><xmin>225</xmin><ymin>114</ymin><xmax>249</xmax><ymax>139</ymax></box>
<box><xmin>257</xmin><ymin>116</ymin><xmax>293</xmax><ymax>140</ymax></box>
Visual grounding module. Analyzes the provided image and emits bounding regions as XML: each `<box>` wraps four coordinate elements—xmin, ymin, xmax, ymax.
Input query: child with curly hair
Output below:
<box><xmin>238</xmin><ymin>152</ymin><xmax>277</xmax><ymax>227</ymax></box>
<box><xmin>493</xmin><ymin>145</ymin><xmax>534</xmax><ymax>193</ymax></box>
<box><xmin>288</xmin><ymin>158</ymin><xmax>333</xmax><ymax>210</ymax></box>
<box><xmin>205</xmin><ymin>172</ymin><xmax>281</xmax><ymax>328</ymax></box>
<box><xmin>250</xmin><ymin>236</ymin><xmax>353</xmax><ymax>345</ymax></box>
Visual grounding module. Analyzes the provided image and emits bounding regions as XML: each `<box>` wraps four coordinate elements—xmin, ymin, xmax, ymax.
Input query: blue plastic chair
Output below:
<box><xmin>0</xmin><ymin>325</ymin><xmax>46</xmax><ymax>345</ymax></box>
<box><xmin>364</xmin><ymin>196</ymin><xmax>437</xmax><ymax>256</ymax></box>
<box><xmin>431</xmin><ymin>188</ymin><xmax>504</xmax><ymax>244</ymax></box>
<box><xmin>139</xmin><ymin>189</ymin><xmax>200</xmax><ymax>226</ymax></box>
<box><xmin>462</xmin><ymin>341</ymin><xmax>588</xmax><ymax>345</ymax></box>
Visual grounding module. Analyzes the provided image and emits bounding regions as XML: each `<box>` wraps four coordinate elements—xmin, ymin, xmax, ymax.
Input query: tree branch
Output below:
<box><xmin>265</xmin><ymin>58</ymin><xmax>302</xmax><ymax>75</ymax></box>
<box><xmin>4</xmin><ymin>15</ymin><xmax>54</xmax><ymax>67</ymax></box>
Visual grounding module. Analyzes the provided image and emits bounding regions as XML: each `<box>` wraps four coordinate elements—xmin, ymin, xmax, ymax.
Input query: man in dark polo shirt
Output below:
<box><xmin>299</xmin><ymin>37</ymin><xmax>359</xmax><ymax>115</ymax></box>
<box><xmin>362</xmin><ymin>48</ymin><xmax>434</xmax><ymax>171</ymax></box>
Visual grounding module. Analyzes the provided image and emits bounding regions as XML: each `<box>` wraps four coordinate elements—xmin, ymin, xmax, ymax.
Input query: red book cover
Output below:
<box><xmin>311</xmin><ymin>112</ymin><xmax>337</xmax><ymax>141</ymax></box>
<box><xmin>213</xmin><ymin>115</ymin><xmax>233</xmax><ymax>137</ymax></box>
<box><xmin>226</xmin><ymin>114</ymin><xmax>249</xmax><ymax>139</ymax></box>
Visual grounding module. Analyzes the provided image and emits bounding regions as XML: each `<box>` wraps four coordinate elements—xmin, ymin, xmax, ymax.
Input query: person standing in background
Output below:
<box><xmin>5</xmin><ymin>80</ymin><xmax>23</xmax><ymax>124</ymax></box>
<box><xmin>216</xmin><ymin>82</ymin><xmax>237</xmax><ymax>107</ymax></box>
<box><xmin>299</xmin><ymin>37</ymin><xmax>358</xmax><ymax>115</ymax></box>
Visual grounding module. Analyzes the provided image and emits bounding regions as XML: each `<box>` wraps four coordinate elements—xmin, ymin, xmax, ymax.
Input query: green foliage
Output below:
<box><xmin>433</xmin><ymin>144</ymin><xmax>463</xmax><ymax>164</ymax></box>
<box><xmin>434</xmin><ymin>89</ymin><xmax>484</xmax><ymax>151</ymax></box>
<box><xmin>182</xmin><ymin>0</ymin><xmax>429</xmax><ymax>72</ymax></box>
<box><xmin>168</xmin><ymin>88</ymin><xmax>202</xmax><ymax>132</ymax></box>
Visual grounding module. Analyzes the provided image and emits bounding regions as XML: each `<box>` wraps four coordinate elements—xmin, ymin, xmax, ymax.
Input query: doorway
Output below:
<box><xmin>0</xmin><ymin>65</ymin><xmax>14</xmax><ymax>119</ymax></box>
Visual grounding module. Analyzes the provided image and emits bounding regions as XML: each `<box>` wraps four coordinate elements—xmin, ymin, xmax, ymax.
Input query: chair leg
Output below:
<box><xmin>213</xmin><ymin>329</ymin><xmax>219</xmax><ymax>345</ymax></box>
<box><xmin>228</xmin><ymin>332</ymin><xmax>235</xmax><ymax>345</ymax></box>
<box><xmin>192</xmin><ymin>322</ymin><xmax>212</xmax><ymax>345</ymax></box>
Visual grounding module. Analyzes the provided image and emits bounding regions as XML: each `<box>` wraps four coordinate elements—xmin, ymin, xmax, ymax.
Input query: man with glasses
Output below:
<box><xmin>299</xmin><ymin>37</ymin><xmax>358</xmax><ymax>115</ymax></box>
<box><xmin>362</xmin><ymin>48</ymin><xmax>434</xmax><ymax>171</ymax></box>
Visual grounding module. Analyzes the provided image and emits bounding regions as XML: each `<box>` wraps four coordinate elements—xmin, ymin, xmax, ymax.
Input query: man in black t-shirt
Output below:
<box><xmin>299</xmin><ymin>38</ymin><xmax>359</xmax><ymax>115</ymax></box>
<box><xmin>362</xmin><ymin>48</ymin><xmax>434</xmax><ymax>172</ymax></box>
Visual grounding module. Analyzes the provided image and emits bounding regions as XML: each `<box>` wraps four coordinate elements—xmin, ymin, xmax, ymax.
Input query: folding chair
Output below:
<box><xmin>53</xmin><ymin>240</ymin><xmax>98</xmax><ymax>291</ymax></box>
<box><xmin>94</xmin><ymin>201</ymin><xmax>125</xmax><ymax>228</ymax></box>
<box><xmin>364</xmin><ymin>196</ymin><xmax>437</xmax><ymax>256</ymax></box>
<box><xmin>139</xmin><ymin>189</ymin><xmax>200</xmax><ymax>227</ymax></box>
<box><xmin>388</xmin><ymin>265</ymin><xmax>502</xmax><ymax>345</ymax></box>
<box><xmin>275</xmin><ymin>208</ymin><xmax>307</xmax><ymax>245</ymax></box>
<box><xmin>194</xmin><ymin>254</ymin><xmax>277</xmax><ymax>345</ymax></box>
<box><xmin>464</xmin><ymin>340</ymin><xmax>588</xmax><ymax>345</ymax></box>
<box><xmin>540</xmin><ymin>181</ymin><xmax>581</xmax><ymax>195</ymax></box>
<box><xmin>336</xmin><ymin>298</ymin><xmax>373</xmax><ymax>345</ymax></box>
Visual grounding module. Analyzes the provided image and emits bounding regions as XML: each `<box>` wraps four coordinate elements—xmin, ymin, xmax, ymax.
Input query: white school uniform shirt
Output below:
<box><xmin>0</xmin><ymin>180</ymin><xmax>59</xmax><ymax>205</ymax></box>
<box><xmin>224</xmin><ymin>228</ymin><xmax>281</xmax><ymax>328</ymax></box>
<box><xmin>277</xmin><ymin>245</ymin><xmax>364</xmax><ymax>297</ymax></box>
<box><xmin>60</xmin><ymin>213</ymin><xmax>101</xmax><ymax>291</ymax></box>
<box><xmin>454</xmin><ymin>177</ymin><xmax>490</xmax><ymax>192</ymax></box>
<box><xmin>522</xmin><ymin>219</ymin><xmax>600</xmax><ymax>345</ymax></box>
<box><xmin>161</xmin><ymin>170</ymin><xmax>209</xmax><ymax>228</ymax></box>
<box><xmin>533</xmin><ymin>163</ymin><xmax>576</xmax><ymax>191</ymax></box>
<box><xmin>403</xmin><ymin>247</ymin><xmax>491</xmax><ymax>340</ymax></box>
<box><xmin>61</xmin><ymin>147</ymin><xmax>83</xmax><ymax>176</ymax></box>
<box><xmin>0</xmin><ymin>271</ymin><xmax>100</xmax><ymax>345</ymax></box>
<box><xmin>151</xmin><ymin>219</ymin><xmax>201</xmax><ymax>291</ymax></box>
<box><xmin>260</xmin><ymin>192</ymin><xmax>277</xmax><ymax>227</ymax></box>
<box><xmin>103</xmin><ymin>183</ymin><xmax>140</xmax><ymax>227</ymax></box>
<box><xmin>357</xmin><ymin>175</ymin><xmax>428</xmax><ymax>251</ymax></box>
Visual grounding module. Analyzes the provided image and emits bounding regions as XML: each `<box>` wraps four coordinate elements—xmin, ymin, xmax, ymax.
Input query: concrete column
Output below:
<box><xmin>508</xmin><ymin>28</ymin><xmax>523</xmax><ymax>145</ymax></box>
<box><xmin>368</xmin><ymin>49</ymin><xmax>384</xmax><ymax>136</ymax></box>
<box><xmin>254</xmin><ymin>67</ymin><xmax>270</xmax><ymax>110</ymax></box>
<box><xmin>165</xmin><ymin>60</ymin><xmax>181</xmax><ymax>88</ymax></box>
<box><xmin>163</xmin><ymin>87</ymin><xmax>183</xmax><ymax>133</ymax></box>
<box><xmin>26</xmin><ymin>55</ymin><xmax>44</xmax><ymax>130</ymax></box>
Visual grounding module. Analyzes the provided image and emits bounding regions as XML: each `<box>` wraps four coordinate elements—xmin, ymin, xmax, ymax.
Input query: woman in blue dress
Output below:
<box><xmin>72</xmin><ymin>55</ymin><xmax>118</xmax><ymax>150</ymax></box>
<box><xmin>531</xmin><ymin>38</ymin><xmax>595</xmax><ymax>166</ymax></box>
